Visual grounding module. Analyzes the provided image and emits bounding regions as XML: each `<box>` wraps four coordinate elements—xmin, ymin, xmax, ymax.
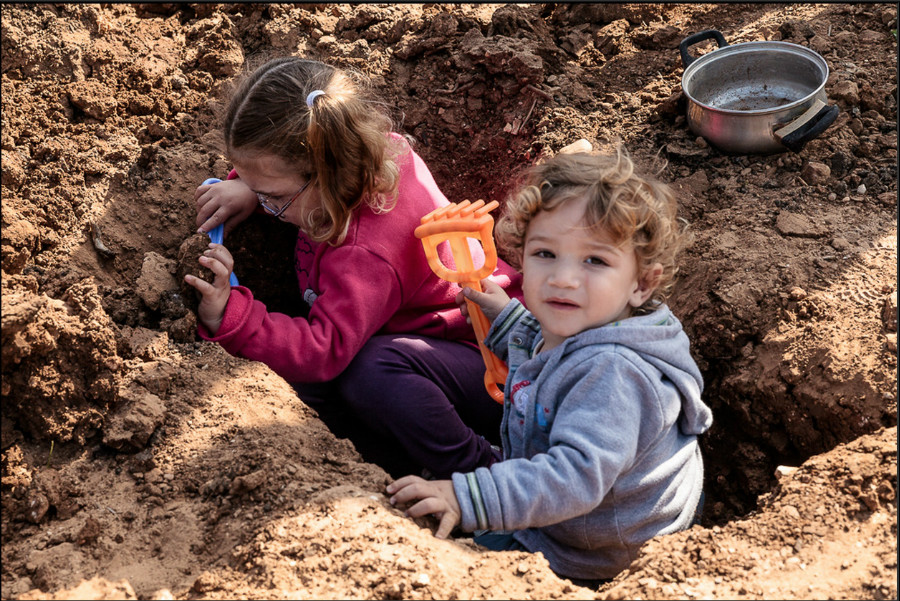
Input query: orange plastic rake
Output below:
<box><xmin>415</xmin><ymin>199</ymin><xmax>509</xmax><ymax>403</ymax></box>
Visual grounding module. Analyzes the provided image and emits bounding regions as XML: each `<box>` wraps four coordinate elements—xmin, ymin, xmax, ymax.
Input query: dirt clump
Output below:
<box><xmin>1</xmin><ymin>3</ymin><xmax>896</xmax><ymax>600</ymax></box>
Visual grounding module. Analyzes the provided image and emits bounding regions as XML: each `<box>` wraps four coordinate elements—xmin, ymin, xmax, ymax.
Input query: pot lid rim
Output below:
<box><xmin>681</xmin><ymin>39</ymin><xmax>829</xmax><ymax>81</ymax></box>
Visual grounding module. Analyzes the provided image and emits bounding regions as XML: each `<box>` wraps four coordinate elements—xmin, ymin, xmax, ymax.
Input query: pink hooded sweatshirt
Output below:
<box><xmin>200</xmin><ymin>136</ymin><xmax>523</xmax><ymax>383</ymax></box>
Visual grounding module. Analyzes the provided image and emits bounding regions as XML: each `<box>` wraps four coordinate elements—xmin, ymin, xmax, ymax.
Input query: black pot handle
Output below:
<box><xmin>679</xmin><ymin>29</ymin><xmax>729</xmax><ymax>68</ymax></box>
<box><xmin>778</xmin><ymin>104</ymin><xmax>840</xmax><ymax>153</ymax></box>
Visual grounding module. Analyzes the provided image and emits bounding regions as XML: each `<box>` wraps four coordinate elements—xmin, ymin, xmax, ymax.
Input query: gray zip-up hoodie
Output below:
<box><xmin>451</xmin><ymin>299</ymin><xmax>713</xmax><ymax>580</ymax></box>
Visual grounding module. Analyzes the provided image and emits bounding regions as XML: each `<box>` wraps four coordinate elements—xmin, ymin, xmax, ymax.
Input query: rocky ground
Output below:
<box><xmin>1</xmin><ymin>3</ymin><xmax>897</xmax><ymax>600</ymax></box>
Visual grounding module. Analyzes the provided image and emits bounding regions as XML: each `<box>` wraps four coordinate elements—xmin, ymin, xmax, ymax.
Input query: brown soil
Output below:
<box><xmin>1</xmin><ymin>3</ymin><xmax>897</xmax><ymax>600</ymax></box>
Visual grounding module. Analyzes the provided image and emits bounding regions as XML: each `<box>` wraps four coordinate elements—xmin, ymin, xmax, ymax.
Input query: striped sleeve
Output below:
<box><xmin>484</xmin><ymin>299</ymin><xmax>528</xmax><ymax>355</ymax></box>
<box><xmin>452</xmin><ymin>472</ymin><xmax>481</xmax><ymax>531</ymax></box>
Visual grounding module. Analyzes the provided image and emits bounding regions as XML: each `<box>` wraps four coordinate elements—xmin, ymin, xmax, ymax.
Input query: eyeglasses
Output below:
<box><xmin>256</xmin><ymin>179</ymin><xmax>311</xmax><ymax>218</ymax></box>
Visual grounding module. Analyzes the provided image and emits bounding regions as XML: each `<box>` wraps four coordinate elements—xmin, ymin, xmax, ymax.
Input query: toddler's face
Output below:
<box><xmin>521</xmin><ymin>196</ymin><xmax>648</xmax><ymax>352</ymax></box>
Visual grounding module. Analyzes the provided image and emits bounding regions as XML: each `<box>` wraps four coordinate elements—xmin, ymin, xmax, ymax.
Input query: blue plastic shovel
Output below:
<box><xmin>201</xmin><ymin>177</ymin><xmax>239</xmax><ymax>287</ymax></box>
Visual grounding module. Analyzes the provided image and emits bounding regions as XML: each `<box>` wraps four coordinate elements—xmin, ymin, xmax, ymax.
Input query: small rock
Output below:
<box><xmin>317</xmin><ymin>34</ymin><xmax>337</xmax><ymax>48</ymax></box>
<box><xmin>878</xmin><ymin>192</ymin><xmax>895</xmax><ymax>206</ymax></box>
<box><xmin>830</xmin><ymin>237</ymin><xmax>850</xmax><ymax>251</ymax></box>
<box><xmin>102</xmin><ymin>387</ymin><xmax>166</xmax><ymax>452</ymax></box>
<box><xmin>859</xmin><ymin>29</ymin><xmax>883</xmax><ymax>44</ymax></box>
<box><xmin>801</xmin><ymin>161</ymin><xmax>831</xmax><ymax>185</ymax></box>
<box><xmin>883</xmin><ymin>292</ymin><xmax>897</xmax><ymax>332</ymax></box>
<box><xmin>25</xmin><ymin>493</ymin><xmax>50</xmax><ymax>524</ymax></box>
<box><xmin>775</xmin><ymin>465</ymin><xmax>799</xmax><ymax>479</ymax></box>
<box><xmin>66</xmin><ymin>80</ymin><xmax>117</xmax><ymax>120</ymax></box>
<box><xmin>176</xmin><ymin>233</ymin><xmax>217</xmax><ymax>313</ymax></box>
<box><xmin>75</xmin><ymin>516</ymin><xmax>102</xmax><ymax>546</ymax></box>
<box><xmin>135</xmin><ymin>252</ymin><xmax>179</xmax><ymax>311</ymax></box>
<box><xmin>829</xmin><ymin>149</ymin><xmax>854</xmax><ymax>176</ymax></box>
<box><xmin>8</xmin><ymin>577</ymin><xmax>34</xmax><ymax>597</ymax></box>
<box><xmin>191</xmin><ymin>571</ymin><xmax>221</xmax><ymax>593</ymax></box>
<box><xmin>775</xmin><ymin>212</ymin><xmax>827</xmax><ymax>238</ymax></box>
<box><xmin>809</xmin><ymin>34</ymin><xmax>831</xmax><ymax>53</ymax></box>
<box><xmin>831</xmin><ymin>80</ymin><xmax>860</xmax><ymax>106</ymax></box>
<box><xmin>230</xmin><ymin>469</ymin><xmax>267</xmax><ymax>495</ymax></box>
<box><xmin>131</xmin><ymin>449</ymin><xmax>156</xmax><ymax>473</ymax></box>
<box><xmin>672</xmin><ymin>170</ymin><xmax>710</xmax><ymax>198</ymax></box>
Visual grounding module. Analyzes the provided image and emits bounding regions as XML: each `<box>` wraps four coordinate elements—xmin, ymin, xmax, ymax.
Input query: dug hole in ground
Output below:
<box><xmin>1</xmin><ymin>3</ymin><xmax>897</xmax><ymax>600</ymax></box>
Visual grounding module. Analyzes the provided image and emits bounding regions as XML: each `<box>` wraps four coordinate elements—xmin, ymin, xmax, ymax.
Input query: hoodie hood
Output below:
<box><xmin>556</xmin><ymin>304</ymin><xmax>712</xmax><ymax>435</ymax></box>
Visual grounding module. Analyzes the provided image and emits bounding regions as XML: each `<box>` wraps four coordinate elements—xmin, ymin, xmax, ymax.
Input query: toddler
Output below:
<box><xmin>387</xmin><ymin>146</ymin><xmax>713</xmax><ymax>581</ymax></box>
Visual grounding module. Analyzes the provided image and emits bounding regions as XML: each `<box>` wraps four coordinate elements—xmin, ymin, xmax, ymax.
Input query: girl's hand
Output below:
<box><xmin>183</xmin><ymin>243</ymin><xmax>234</xmax><ymax>335</ymax></box>
<box><xmin>386</xmin><ymin>476</ymin><xmax>461</xmax><ymax>539</ymax></box>
<box><xmin>455</xmin><ymin>278</ymin><xmax>510</xmax><ymax>324</ymax></box>
<box><xmin>195</xmin><ymin>179</ymin><xmax>257</xmax><ymax>235</ymax></box>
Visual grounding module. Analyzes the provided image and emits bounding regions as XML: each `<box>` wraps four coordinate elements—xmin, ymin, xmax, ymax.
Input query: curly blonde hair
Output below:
<box><xmin>496</xmin><ymin>146</ymin><xmax>691</xmax><ymax>312</ymax></box>
<box><xmin>223</xmin><ymin>56</ymin><xmax>404</xmax><ymax>245</ymax></box>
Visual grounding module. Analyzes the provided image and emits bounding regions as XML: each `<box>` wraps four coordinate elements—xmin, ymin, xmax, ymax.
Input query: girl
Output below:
<box><xmin>387</xmin><ymin>146</ymin><xmax>713</xmax><ymax>581</ymax></box>
<box><xmin>184</xmin><ymin>56</ymin><xmax>522</xmax><ymax>479</ymax></box>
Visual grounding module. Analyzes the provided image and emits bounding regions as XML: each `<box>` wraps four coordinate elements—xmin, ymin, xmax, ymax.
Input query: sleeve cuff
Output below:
<box><xmin>485</xmin><ymin>299</ymin><xmax>527</xmax><ymax>353</ymax></box>
<box><xmin>453</xmin><ymin>472</ymin><xmax>488</xmax><ymax>532</ymax></box>
<box><xmin>197</xmin><ymin>286</ymin><xmax>254</xmax><ymax>346</ymax></box>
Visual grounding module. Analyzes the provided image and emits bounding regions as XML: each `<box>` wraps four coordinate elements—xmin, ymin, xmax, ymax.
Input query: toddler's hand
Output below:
<box><xmin>195</xmin><ymin>179</ymin><xmax>257</xmax><ymax>235</ymax></box>
<box><xmin>386</xmin><ymin>476</ymin><xmax>461</xmax><ymax>539</ymax></box>
<box><xmin>183</xmin><ymin>243</ymin><xmax>234</xmax><ymax>335</ymax></box>
<box><xmin>455</xmin><ymin>278</ymin><xmax>510</xmax><ymax>324</ymax></box>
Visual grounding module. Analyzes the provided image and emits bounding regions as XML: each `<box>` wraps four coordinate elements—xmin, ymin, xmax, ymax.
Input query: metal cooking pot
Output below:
<box><xmin>679</xmin><ymin>29</ymin><xmax>839</xmax><ymax>154</ymax></box>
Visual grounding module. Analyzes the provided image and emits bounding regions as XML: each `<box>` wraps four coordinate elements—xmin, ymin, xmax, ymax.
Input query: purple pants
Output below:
<box><xmin>293</xmin><ymin>334</ymin><xmax>503</xmax><ymax>479</ymax></box>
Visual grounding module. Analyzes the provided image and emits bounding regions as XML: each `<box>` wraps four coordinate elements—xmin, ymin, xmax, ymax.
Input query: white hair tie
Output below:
<box><xmin>306</xmin><ymin>90</ymin><xmax>325</xmax><ymax>108</ymax></box>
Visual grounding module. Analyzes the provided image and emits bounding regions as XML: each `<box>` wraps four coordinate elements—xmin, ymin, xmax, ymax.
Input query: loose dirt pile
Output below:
<box><xmin>2</xmin><ymin>3</ymin><xmax>896</xmax><ymax>600</ymax></box>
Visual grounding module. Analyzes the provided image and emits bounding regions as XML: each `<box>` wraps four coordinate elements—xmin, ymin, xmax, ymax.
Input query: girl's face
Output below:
<box><xmin>231</xmin><ymin>152</ymin><xmax>318</xmax><ymax>227</ymax></box>
<box><xmin>521</xmin><ymin>195</ymin><xmax>655</xmax><ymax>353</ymax></box>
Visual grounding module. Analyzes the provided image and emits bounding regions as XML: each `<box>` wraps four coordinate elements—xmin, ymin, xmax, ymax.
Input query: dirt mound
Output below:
<box><xmin>2</xmin><ymin>3</ymin><xmax>896</xmax><ymax>599</ymax></box>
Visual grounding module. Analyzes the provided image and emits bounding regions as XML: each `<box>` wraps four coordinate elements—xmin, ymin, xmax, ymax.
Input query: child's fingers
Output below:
<box><xmin>194</xmin><ymin>187</ymin><xmax>218</xmax><ymax>224</ymax></box>
<box><xmin>386</xmin><ymin>475</ymin><xmax>424</xmax><ymax>493</ymax></box>
<box><xmin>386</xmin><ymin>476</ymin><xmax>427</xmax><ymax>505</ymax></box>
<box><xmin>194</xmin><ymin>184</ymin><xmax>210</xmax><ymax>203</ymax></box>
<box><xmin>199</xmin><ymin>254</ymin><xmax>233</xmax><ymax>286</ymax></box>
<box><xmin>404</xmin><ymin>497</ymin><xmax>449</xmax><ymax>520</ymax></box>
<box><xmin>386</xmin><ymin>479</ymin><xmax>460</xmax><ymax>538</ymax></box>
<box><xmin>480</xmin><ymin>278</ymin><xmax>503</xmax><ymax>294</ymax></box>
<box><xmin>462</xmin><ymin>286</ymin><xmax>489</xmax><ymax>305</ymax></box>
<box><xmin>197</xmin><ymin>206</ymin><xmax>228</xmax><ymax>234</ymax></box>
<box><xmin>435</xmin><ymin>511</ymin><xmax>460</xmax><ymax>539</ymax></box>
<box><xmin>183</xmin><ymin>253</ymin><xmax>231</xmax><ymax>293</ymax></box>
<box><xmin>204</xmin><ymin>243</ymin><xmax>234</xmax><ymax>272</ymax></box>
<box><xmin>184</xmin><ymin>273</ymin><xmax>214</xmax><ymax>295</ymax></box>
